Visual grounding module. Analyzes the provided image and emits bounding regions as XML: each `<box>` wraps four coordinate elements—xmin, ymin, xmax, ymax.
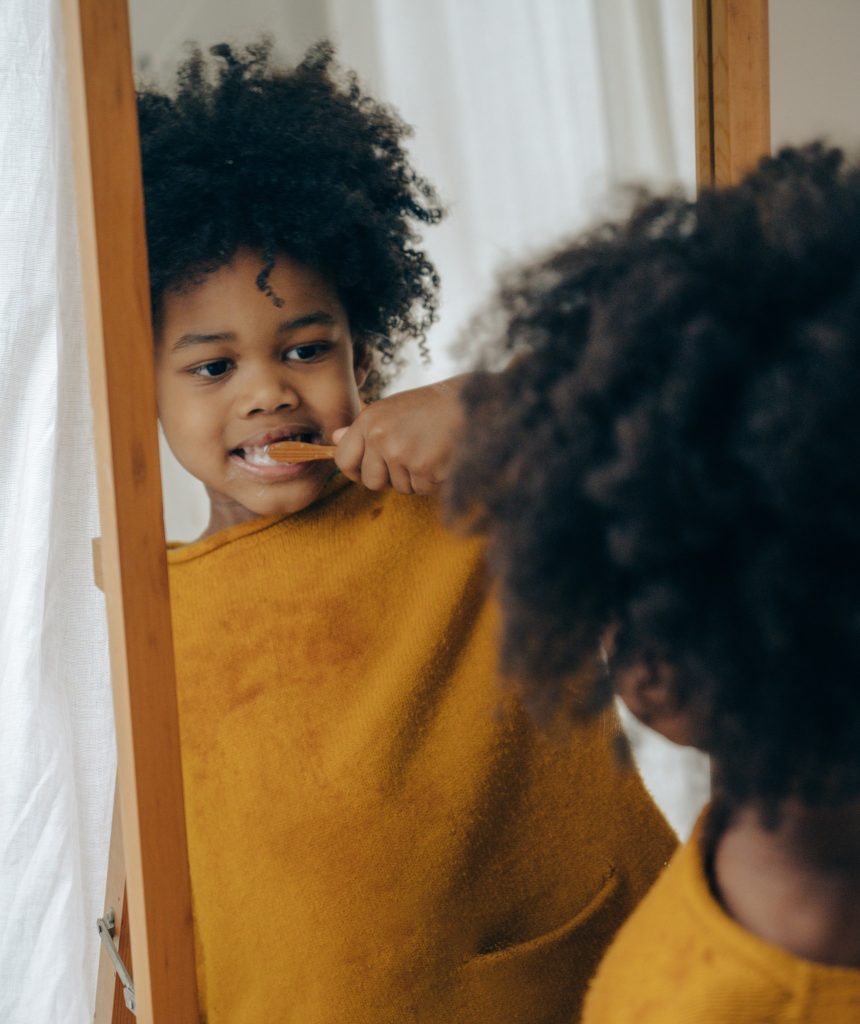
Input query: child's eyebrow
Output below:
<box><xmin>172</xmin><ymin>313</ymin><xmax>338</xmax><ymax>352</ymax></box>
<box><xmin>277</xmin><ymin>311</ymin><xmax>337</xmax><ymax>333</ymax></box>
<box><xmin>172</xmin><ymin>331</ymin><xmax>234</xmax><ymax>352</ymax></box>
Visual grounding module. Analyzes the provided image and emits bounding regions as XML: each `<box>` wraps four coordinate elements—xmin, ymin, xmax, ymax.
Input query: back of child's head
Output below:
<box><xmin>449</xmin><ymin>143</ymin><xmax>860</xmax><ymax>814</ymax></box>
<box><xmin>137</xmin><ymin>40</ymin><xmax>443</xmax><ymax>396</ymax></box>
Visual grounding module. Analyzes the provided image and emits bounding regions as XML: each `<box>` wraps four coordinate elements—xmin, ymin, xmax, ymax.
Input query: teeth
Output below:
<box><xmin>235</xmin><ymin>432</ymin><xmax>317</xmax><ymax>466</ymax></box>
<box><xmin>243</xmin><ymin>446</ymin><xmax>279</xmax><ymax>467</ymax></box>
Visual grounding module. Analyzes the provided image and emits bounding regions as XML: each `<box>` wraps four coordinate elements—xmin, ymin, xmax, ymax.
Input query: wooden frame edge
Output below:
<box><xmin>61</xmin><ymin>1</ymin><xmax>199</xmax><ymax>1020</ymax></box>
<box><xmin>93</xmin><ymin>792</ymin><xmax>135</xmax><ymax>1023</ymax></box>
<box><xmin>694</xmin><ymin>0</ymin><xmax>771</xmax><ymax>190</ymax></box>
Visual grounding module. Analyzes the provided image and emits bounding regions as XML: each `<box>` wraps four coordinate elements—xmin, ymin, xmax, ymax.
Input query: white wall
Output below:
<box><xmin>129</xmin><ymin>0</ymin><xmax>328</xmax><ymax>78</ymax></box>
<box><xmin>770</xmin><ymin>0</ymin><xmax>860</xmax><ymax>153</ymax></box>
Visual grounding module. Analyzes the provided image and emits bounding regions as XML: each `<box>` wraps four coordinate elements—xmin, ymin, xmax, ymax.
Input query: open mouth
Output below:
<box><xmin>230</xmin><ymin>431</ymin><xmax>321</xmax><ymax>467</ymax></box>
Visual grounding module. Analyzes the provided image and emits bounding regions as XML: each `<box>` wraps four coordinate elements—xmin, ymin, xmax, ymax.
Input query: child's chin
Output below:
<box><xmin>244</xmin><ymin>478</ymin><xmax>329</xmax><ymax>519</ymax></box>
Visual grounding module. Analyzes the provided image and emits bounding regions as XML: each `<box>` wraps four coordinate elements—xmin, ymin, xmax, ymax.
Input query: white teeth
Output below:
<box><xmin>242</xmin><ymin>446</ymin><xmax>279</xmax><ymax>467</ymax></box>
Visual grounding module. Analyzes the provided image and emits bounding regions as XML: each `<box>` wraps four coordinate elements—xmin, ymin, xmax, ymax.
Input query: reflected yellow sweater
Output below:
<box><xmin>583</xmin><ymin>807</ymin><xmax>860</xmax><ymax>1022</ymax></box>
<box><xmin>168</xmin><ymin>481</ymin><xmax>676</xmax><ymax>1024</ymax></box>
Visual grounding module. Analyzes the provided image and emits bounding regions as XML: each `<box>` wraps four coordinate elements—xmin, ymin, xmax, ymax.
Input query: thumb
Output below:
<box><xmin>331</xmin><ymin>426</ymin><xmax>349</xmax><ymax>444</ymax></box>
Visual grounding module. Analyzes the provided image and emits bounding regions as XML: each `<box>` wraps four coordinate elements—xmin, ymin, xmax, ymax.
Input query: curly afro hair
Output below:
<box><xmin>137</xmin><ymin>40</ymin><xmax>444</xmax><ymax>397</ymax></box>
<box><xmin>449</xmin><ymin>144</ymin><xmax>860</xmax><ymax>811</ymax></box>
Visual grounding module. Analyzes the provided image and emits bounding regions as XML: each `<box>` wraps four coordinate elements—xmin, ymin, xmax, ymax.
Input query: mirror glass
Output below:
<box><xmin>126</xmin><ymin>1</ymin><xmax>709</xmax><ymax>1015</ymax></box>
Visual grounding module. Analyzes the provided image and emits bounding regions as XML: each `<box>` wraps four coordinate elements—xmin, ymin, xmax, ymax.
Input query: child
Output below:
<box><xmin>139</xmin><ymin>42</ymin><xmax>675</xmax><ymax>1024</ymax></box>
<box><xmin>448</xmin><ymin>144</ymin><xmax>860</xmax><ymax>1021</ymax></box>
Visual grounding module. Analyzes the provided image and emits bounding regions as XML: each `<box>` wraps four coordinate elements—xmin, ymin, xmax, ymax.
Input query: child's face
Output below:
<box><xmin>155</xmin><ymin>249</ymin><xmax>367</xmax><ymax>533</ymax></box>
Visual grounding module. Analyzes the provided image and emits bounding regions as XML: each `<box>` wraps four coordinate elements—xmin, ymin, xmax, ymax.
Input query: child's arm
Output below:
<box><xmin>332</xmin><ymin>375</ymin><xmax>468</xmax><ymax>494</ymax></box>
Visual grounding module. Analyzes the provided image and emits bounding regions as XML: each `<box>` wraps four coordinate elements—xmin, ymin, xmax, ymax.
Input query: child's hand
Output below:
<box><xmin>332</xmin><ymin>376</ymin><xmax>467</xmax><ymax>494</ymax></box>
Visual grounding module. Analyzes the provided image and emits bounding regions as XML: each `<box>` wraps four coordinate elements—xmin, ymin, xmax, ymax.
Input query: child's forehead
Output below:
<box><xmin>159</xmin><ymin>249</ymin><xmax>348</xmax><ymax>336</ymax></box>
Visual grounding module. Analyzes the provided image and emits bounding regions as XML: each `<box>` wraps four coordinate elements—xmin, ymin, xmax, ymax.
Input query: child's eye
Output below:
<box><xmin>284</xmin><ymin>343</ymin><xmax>331</xmax><ymax>363</ymax></box>
<box><xmin>190</xmin><ymin>359</ymin><xmax>233</xmax><ymax>379</ymax></box>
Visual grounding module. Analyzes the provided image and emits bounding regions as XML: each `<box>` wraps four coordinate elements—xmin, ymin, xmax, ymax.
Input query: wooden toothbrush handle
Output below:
<box><xmin>267</xmin><ymin>441</ymin><xmax>338</xmax><ymax>463</ymax></box>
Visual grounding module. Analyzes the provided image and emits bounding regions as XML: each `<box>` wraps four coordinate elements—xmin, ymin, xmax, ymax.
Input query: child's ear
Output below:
<box><xmin>352</xmin><ymin>338</ymin><xmax>372</xmax><ymax>389</ymax></box>
<box><xmin>615</xmin><ymin>658</ymin><xmax>699</xmax><ymax>747</ymax></box>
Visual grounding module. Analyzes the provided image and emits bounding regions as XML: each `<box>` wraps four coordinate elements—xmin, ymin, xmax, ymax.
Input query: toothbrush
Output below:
<box><xmin>266</xmin><ymin>440</ymin><xmax>338</xmax><ymax>463</ymax></box>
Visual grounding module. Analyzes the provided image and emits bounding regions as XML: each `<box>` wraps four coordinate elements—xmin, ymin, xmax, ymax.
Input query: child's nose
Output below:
<box><xmin>241</xmin><ymin>367</ymin><xmax>301</xmax><ymax>416</ymax></box>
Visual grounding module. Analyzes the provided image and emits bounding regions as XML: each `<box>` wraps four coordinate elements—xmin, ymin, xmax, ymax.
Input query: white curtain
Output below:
<box><xmin>328</xmin><ymin>0</ymin><xmax>696</xmax><ymax>386</ymax></box>
<box><xmin>0</xmin><ymin>2</ymin><xmax>114</xmax><ymax>1021</ymax></box>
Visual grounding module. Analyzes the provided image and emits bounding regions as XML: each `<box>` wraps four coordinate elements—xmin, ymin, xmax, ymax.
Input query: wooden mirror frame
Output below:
<box><xmin>62</xmin><ymin>2</ymin><xmax>770</xmax><ymax>1021</ymax></box>
<box><xmin>694</xmin><ymin>0</ymin><xmax>770</xmax><ymax>187</ymax></box>
<box><xmin>63</xmin><ymin>0</ymin><xmax>198</xmax><ymax>1020</ymax></box>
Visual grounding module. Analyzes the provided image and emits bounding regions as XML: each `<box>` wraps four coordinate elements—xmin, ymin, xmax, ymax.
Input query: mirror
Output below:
<box><xmin>123</xmin><ymin>2</ymin><xmax>706</xmax><ymax>1019</ymax></box>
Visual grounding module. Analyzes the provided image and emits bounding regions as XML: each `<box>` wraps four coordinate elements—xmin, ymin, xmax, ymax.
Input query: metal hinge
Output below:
<box><xmin>97</xmin><ymin>910</ymin><xmax>136</xmax><ymax>1015</ymax></box>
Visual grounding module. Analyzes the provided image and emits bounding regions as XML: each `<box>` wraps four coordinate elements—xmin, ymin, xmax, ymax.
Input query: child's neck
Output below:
<box><xmin>711</xmin><ymin>796</ymin><xmax>860</xmax><ymax>968</ymax></box>
<box><xmin>201</xmin><ymin>493</ymin><xmax>262</xmax><ymax>540</ymax></box>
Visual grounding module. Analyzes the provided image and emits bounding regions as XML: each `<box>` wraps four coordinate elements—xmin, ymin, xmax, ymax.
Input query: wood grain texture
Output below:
<box><xmin>693</xmin><ymin>0</ymin><xmax>715</xmax><ymax>187</ymax></box>
<box><xmin>267</xmin><ymin>441</ymin><xmax>338</xmax><ymax>462</ymax></box>
<box><xmin>111</xmin><ymin>887</ymin><xmax>136</xmax><ymax>1024</ymax></box>
<box><xmin>694</xmin><ymin>0</ymin><xmax>770</xmax><ymax>189</ymax></box>
<box><xmin>61</xmin><ymin>2</ymin><xmax>199</xmax><ymax>1021</ymax></box>
<box><xmin>93</xmin><ymin>794</ymin><xmax>135</xmax><ymax>1023</ymax></box>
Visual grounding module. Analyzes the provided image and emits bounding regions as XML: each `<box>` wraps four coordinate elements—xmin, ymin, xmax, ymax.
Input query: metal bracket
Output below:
<box><xmin>97</xmin><ymin>910</ymin><xmax>136</xmax><ymax>1015</ymax></box>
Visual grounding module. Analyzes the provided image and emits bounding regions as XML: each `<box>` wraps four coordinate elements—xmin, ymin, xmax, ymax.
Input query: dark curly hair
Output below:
<box><xmin>449</xmin><ymin>144</ymin><xmax>860</xmax><ymax>811</ymax></box>
<box><xmin>137</xmin><ymin>40</ymin><xmax>443</xmax><ymax>396</ymax></box>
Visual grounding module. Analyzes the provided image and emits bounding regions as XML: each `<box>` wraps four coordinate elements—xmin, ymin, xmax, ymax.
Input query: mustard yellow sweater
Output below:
<box><xmin>583</xmin><ymin>807</ymin><xmax>860</xmax><ymax>1022</ymax></box>
<box><xmin>168</xmin><ymin>480</ymin><xmax>675</xmax><ymax>1024</ymax></box>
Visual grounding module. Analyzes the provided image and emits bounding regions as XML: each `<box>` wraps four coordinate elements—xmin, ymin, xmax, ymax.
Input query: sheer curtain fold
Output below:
<box><xmin>0</xmin><ymin>2</ymin><xmax>114</xmax><ymax>1021</ymax></box>
<box><xmin>340</xmin><ymin>0</ymin><xmax>696</xmax><ymax>389</ymax></box>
